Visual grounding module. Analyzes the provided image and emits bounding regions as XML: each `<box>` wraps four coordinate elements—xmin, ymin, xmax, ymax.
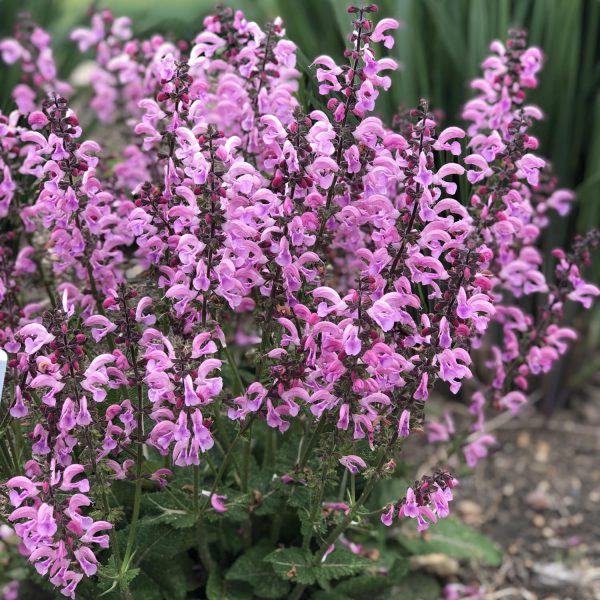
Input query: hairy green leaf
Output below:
<box><xmin>226</xmin><ymin>543</ymin><xmax>290</xmax><ymax>599</ymax></box>
<box><xmin>399</xmin><ymin>517</ymin><xmax>502</xmax><ymax>566</ymax></box>
<box><xmin>264</xmin><ymin>547</ymin><xmax>316</xmax><ymax>585</ymax></box>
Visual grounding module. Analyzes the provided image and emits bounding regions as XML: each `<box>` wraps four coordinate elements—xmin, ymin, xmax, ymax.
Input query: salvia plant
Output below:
<box><xmin>0</xmin><ymin>4</ymin><xmax>597</xmax><ymax>599</ymax></box>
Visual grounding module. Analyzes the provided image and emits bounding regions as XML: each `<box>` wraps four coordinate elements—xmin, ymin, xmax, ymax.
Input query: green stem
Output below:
<box><xmin>24</xmin><ymin>231</ymin><xmax>56</xmax><ymax>308</ymax></box>
<box><xmin>269</xmin><ymin>504</ymin><xmax>284</xmax><ymax>545</ymax></box>
<box><xmin>200</xmin><ymin>414</ymin><xmax>257</xmax><ymax>515</ymax></box>
<box><xmin>196</xmin><ymin>518</ymin><xmax>215</xmax><ymax>572</ymax></box>
<box><xmin>121</xmin><ymin>383</ymin><xmax>144</xmax><ymax>582</ymax></box>
<box><xmin>101</xmin><ymin>487</ymin><xmax>122</xmax><ymax>564</ymax></box>
<box><xmin>298</xmin><ymin>417</ymin><xmax>327</xmax><ymax>470</ymax></box>
<box><xmin>289</xmin><ymin>444</ymin><xmax>392</xmax><ymax>600</ymax></box>
<box><xmin>212</xmin><ymin>398</ymin><xmax>232</xmax><ymax>453</ymax></box>
<box><xmin>0</xmin><ymin>441</ymin><xmax>13</xmax><ymax>474</ymax></box>
<box><xmin>122</xmin><ymin>436</ymin><xmax>143</xmax><ymax>566</ymax></box>
<box><xmin>337</xmin><ymin>469</ymin><xmax>348</xmax><ymax>502</ymax></box>
<box><xmin>223</xmin><ymin>345</ymin><xmax>244</xmax><ymax>395</ymax></box>
<box><xmin>5</xmin><ymin>429</ymin><xmax>19</xmax><ymax>472</ymax></box>
<box><xmin>193</xmin><ymin>465</ymin><xmax>200</xmax><ymax>514</ymax></box>
<box><xmin>205</xmin><ymin>454</ymin><xmax>218</xmax><ymax>477</ymax></box>
<box><xmin>241</xmin><ymin>424</ymin><xmax>253</xmax><ymax>493</ymax></box>
<box><xmin>301</xmin><ymin>457</ymin><xmax>328</xmax><ymax>551</ymax></box>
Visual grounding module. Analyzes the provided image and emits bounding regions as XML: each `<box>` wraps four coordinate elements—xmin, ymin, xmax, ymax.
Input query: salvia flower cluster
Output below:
<box><xmin>0</xmin><ymin>5</ymin><xmax>597</xmax><ymax>598</ymax></box>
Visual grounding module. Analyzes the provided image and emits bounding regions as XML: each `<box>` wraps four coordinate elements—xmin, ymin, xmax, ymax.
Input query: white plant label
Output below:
<box><xmin>0</xmin><ymin>349</ymin><xmax>7</xmax><ymax>403</ymax></box>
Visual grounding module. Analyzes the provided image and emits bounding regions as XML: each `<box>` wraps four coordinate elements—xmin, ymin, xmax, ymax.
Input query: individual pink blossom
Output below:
<box><xmin>339</xmin><ymin>455</ymin><xmax>367</xmax><ymax>475</ymax></box>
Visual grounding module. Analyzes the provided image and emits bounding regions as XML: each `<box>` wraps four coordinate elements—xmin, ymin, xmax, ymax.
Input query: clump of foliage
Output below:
<box><xmin>0</xmin><ymin>4</ymin><xmax>597</xmax><ymax>599</ymax></box>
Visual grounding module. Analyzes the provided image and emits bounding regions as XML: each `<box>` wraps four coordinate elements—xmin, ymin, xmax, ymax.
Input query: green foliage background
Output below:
<box><xmin>1</xmin><ymin>0</ymin><xmax>599</xmax><ymax>341</ymax></box>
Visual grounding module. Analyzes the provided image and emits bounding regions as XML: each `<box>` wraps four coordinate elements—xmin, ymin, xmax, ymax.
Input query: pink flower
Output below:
<box><xmin>464</xmin><ymin>434</ymin><xmax>496</xmax><ymax>467</ymax></box>
<box><xmin>339</xmin><ymin>454</ymin><xmax>367</xmax><ymax>475</ymax></box>
<box><xmin>210</xmin><ymin>494</ymin><xmax>228</xmax><ymax>513</ymax></box>
<box><xmin>381</xmin><ymin>503</ymin><xmax>395</xmax><ymax>526</ymax></box>
<box><xmin>434</xmin><ymin>127</ymin><xmax>465</xmax><ymax>155</ymax></box>
<box><xmin>18</xmin><ymin>324</ymin><xmax>55</xmax><ymax>354</ymax></box>
<box><xmin>84</xmin><ymin>315</ymin><xmax>117</xmax><ymax>342</ymax></box>
<box><xmin>516</xmin><ymin>153</ymin><xmax>545</xmax><ymax>185</ymax></box>
<box><xmin>499</xmin><ymin>391</ymin><xmax>527</xmax><ymax>415</ymax></box>
<box><xmin>367</xmin><ymin>292</ymin><xmax>419</xmax><ymax>332</ymax></box>
<box><xmin>464</xmin><ymin>153</ymin><xmax>493</xmax><ymax>183</ymax></box>
<box><xmin>568</xmin><ymin>282</ymin><xmax>600</xmax><ymax>309</ymax></box>
<box><xmin>60</xmin><ymin>465</ymin><xmax>90</xmax><ymax>493</ymax></box>
<box><xmin>398</xmin><ymin>409</ymin><xmax>410</xmax><ymax>438</ymax></box>
<box><xmin>414</xmin><ymin>152</ymin><xmax>433</xmax><ymax>188</ymax></box>
<box><xmin>344</xmin><ymin>144</ymin><xmax>361</xmax><ymax>174</ymax></box>
<box><xmin>0</xmin><ymin>39</ymin><xmax>26</xmax><ymax>63</ymax></box>
<box><xmin>370</xmin><ymin>18</ymin><xmax>400</xmax><ymax>49</ymax></box>
<box><xmin>435</xmin><ymin>348</ymin><xmax>472</xmax><ymax>394</ymax></box>
<box><xmin>81</xmin><ymin>354</ymin><xmax>116</xmax><ymax>402</ymax></box>
<box><xmin>547</xmin><ymin>189</ymin><xmax>574</xmax><ymax>216</ymax></box>
<box><xmin>135</xmin><ymin>297</ymin><xmax>157</xmax><ymax>325</ymax></box>
<box><xmin>414</xmin><ymin>373</ymin><xmax>429</xmax><ymax>401</ymax></box>
<box><xmin>398</xmin><ymin>487</ymin><xmax>419</xmax><ymax>518</ymax></box>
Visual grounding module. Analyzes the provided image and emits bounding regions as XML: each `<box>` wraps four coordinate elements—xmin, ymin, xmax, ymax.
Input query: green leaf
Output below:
<box><xmin>96</xmin><ymin>556</ymin><xmax>140</xmax><ymax>598</ymax></box>
<box><xmin>389</xmin><ymin>572</ymin><xmax>441</xmax><ymax>600</ymax></box>
<box><xmin>206</xmin><ymin>569</ymin><xmax>248</xmax><ymax>600</ymax></box>
<box><xmin>286</xmin><ymin>485</ymin><xmax>310</xmax><ymax>509</ymax></box>
<box><xmin>312</xmin><ymin>592</ymin><xmax>347</xmax><ymax>600</ymax></box>
<box><xmin>265</xmin><ymin>546</ymin><xmax>373</xmax><ymax>588</ymax></box>
<box><xmin>314</xmin><ymin>548</ymin><xmax>373</xmax><ymax>582</ymax></box>
<box><xmin>264</xmin><ymin>547</ymin><xmax>316</xmax><ymax>585</ymax></box>
<box><xmin>226</xmin><ymin>543</ymin><xmax>290</xmax><ymax>599</ymax></box>
<box><xmin>398</xmin><ymin>517</ymin><xmax>503</xmax><ymax>566</ymax></box>
<box><xmin>388</xmin><ymin>556</ymin><xmax>410</xmax><ymax>580</ymax></box>
<box><xmin>128</xmin><ymin>574</ymin><xmax>165</xmax><ymax>600</ymax></box>
<box><xmin>329</xmin><ymin>556</ymin><xmax>409</xmax><ymax>598</ymax></box>
<box><xmin>116</xmin><ymin>521</ymin><xmax>198</xmax><ymax>562</ymax></box>
<box><xmin>217</xmin><ymin>521</ymin><xmax>246</xmax><ymax>555</ymax></box>
<box><xmin>140</xmin><ymin>554</ymin><xmax>197</xmax><ymax>600</ymax></box>
<box><xmin>334</xmin><ymin>575</ymin><xmax>394</xmax><ymax>598</ymax></box>
<box><xmin>140</xmin><ymin>492</ymin><xmax>196</xmax><ymax>529</ymax></box>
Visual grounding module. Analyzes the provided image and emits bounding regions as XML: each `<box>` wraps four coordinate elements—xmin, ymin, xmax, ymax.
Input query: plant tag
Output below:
<box><xmin>0</xmin><ymin>349</ymin><xmax>7</xmax><ymax>403</ymax></box>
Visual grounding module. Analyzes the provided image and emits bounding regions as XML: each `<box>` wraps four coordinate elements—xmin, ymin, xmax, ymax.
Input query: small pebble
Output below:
<box><xmin>542</xmin><ymin>527</ymin><xmax>554</xmax><ymax>538</ymax></box>
<box><xmin>457</xmin><ymin>500</ymin><xmax>483</xmax><ymax>525</ymax></box>
<box><xmin>532</xmin><ymin>514</ymin><xmax>545</xmax><ymax>527</ymax></box>
<box><xmin>503</xmin><ymin>483</ymin><xmax>515</xmax><ymax>496</ymax></box>
<box><xmin>589</xmin><ymin>490</ymin><xmax>600</xmax><ymax>502</ymax></box>
<box><xmin>569</xmin><ymin>513</ymin><xmax>584</xmax><ymax>526</ymax></box>
<box><xmin>535</xmin><ymin>441</ymin><xmax>550</xmax><ymax>463</ymax></box>
<box><xmin>526</xmin><ymin>489</ymin><xmax>551</xmax><ymax>511</ymax></box>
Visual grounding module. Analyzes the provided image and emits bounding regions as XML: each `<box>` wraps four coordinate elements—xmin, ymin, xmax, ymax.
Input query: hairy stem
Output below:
<box><xmin>289</xmin><ymin>443</ymin><xmax>392</xmax><ymax>600</ymax></box>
